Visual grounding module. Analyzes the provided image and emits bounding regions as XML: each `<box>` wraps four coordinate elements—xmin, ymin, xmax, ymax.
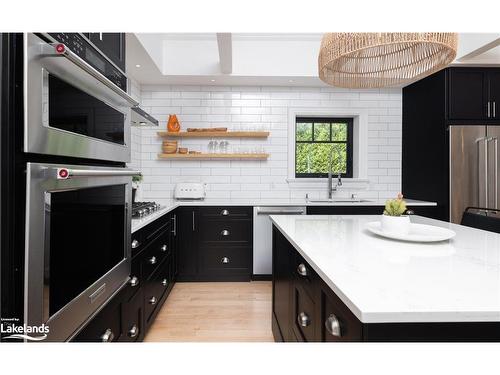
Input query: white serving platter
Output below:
<box><xmin>365</xmin><ymin>221</ymin><xmax>456</xmax><ymax>242</ymax></box>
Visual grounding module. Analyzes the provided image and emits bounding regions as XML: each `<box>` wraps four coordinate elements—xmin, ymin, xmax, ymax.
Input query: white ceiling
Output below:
<box><xmin>126</xmin><ymin>33</ymin><xmax>500</xmax><ymax>87</ymax></box>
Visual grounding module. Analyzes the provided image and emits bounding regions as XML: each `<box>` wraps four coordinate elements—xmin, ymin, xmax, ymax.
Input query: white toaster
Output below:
<box><xmin>174</xmin><ymin>182</ymin><xmax>206</xmax><ymax>200</ymax></box>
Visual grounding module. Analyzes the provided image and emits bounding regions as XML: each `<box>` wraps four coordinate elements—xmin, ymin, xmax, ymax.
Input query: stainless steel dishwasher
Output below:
<box><xmin>253</xmin><ymin>206</ymin><xmax>306</xmax><ymax>275</ymax></box>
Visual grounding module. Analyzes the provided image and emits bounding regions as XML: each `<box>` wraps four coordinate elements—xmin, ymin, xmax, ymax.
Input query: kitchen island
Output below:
<box><xmin>270</xmin><ymin>215</ymin><xmax>500</xmax><ymax>342</ymax></box>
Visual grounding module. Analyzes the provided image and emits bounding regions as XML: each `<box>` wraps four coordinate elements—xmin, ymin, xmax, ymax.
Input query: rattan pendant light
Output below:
<box><xmin>318</xmin><ymin>33</ymin><xmax>458</xmax><ymax>88</ymax></box>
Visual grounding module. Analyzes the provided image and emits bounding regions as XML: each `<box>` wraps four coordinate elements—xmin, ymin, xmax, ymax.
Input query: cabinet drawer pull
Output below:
<box><xmin>162</xmin><ymin>278</ymin><xmax>168</xmax><ymax>286</ymax></box>
<box><xmin>128</xmin><ymin>325</ymin><xmax>139</xmax><ymax>338</ymax></box>
<box><xmin>149</xmin><ymin>296</ymin><xmax>157</xmax><ymax>305</ymax></box>
<box><xmin>297</xmin><ymin>263</ymin><xmax>308</xmax><ymax>277</ymax></box>
<box><xmin>131</xmin><ymin>239</ymin><xmax>140</xmax><ymax>249</ymax></box>
<box><xmin>297</xmin><ymin>312</ymin><xmax>311</xmax><ymax>327</ymax></box>
<box><xmin>129</xmin><ymin>276</ymin><xmax>139</xmax><ymax>287</ymax></box>
<box><xmin>100</xmin><ymin>328</ymin><xmax>114</xmax><ymax>342</ymax></box>
<box><xmin>221</xmin><ymin>257</ymin><xmax>230</xmax><ymax>264</ymax></box>
<box><xmin>325</xmin><ymin>314</ymin><xmax>342</xmax><ymax>337</ymax></box>
<box><xmin>148</xmin><ymin>256</ymin><xmax>157</xmax><ymax>265</ymax></box>
<box><xmin>221</xmin><ymin>229</ymin><xmax>230</xmax><ymax>236</ymax></box>
<box><xmin>161</xmin><ymin>244</ymin><xmax>167</xmax><ymax>252</ymax></box>
<box><xmin>221</xmin><ymin>209</ymin><xmax>229</xmax><ymax>216</ymax></box>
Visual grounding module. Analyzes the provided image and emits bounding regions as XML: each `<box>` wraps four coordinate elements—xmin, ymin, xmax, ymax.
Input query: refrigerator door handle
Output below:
<box><xmin>489</xmin><ymin>137</ymin><xmax>499</xmax><ymax>209</ymax></box>
<box><xmin>477</xmin><ymin>137</ymin><xmax>489</xmax><ymax>208</ymax></box>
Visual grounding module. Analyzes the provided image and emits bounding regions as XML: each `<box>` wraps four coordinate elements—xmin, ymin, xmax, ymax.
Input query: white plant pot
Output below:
<box><xmin>380</xmin><ymin>214</ymin><xmax>411</xmax><ymax>235</ymax></box>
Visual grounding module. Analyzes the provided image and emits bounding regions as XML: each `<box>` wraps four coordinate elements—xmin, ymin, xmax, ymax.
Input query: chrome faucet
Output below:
<box><xmin>327</xmin><ymin>147</ymin><xmax>342</xmax><ymax>199</ymax></box>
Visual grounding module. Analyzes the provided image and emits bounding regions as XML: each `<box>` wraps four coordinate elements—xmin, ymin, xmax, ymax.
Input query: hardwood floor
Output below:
<box><xmin>144</xmin><ymin>281</ymin><xmax>274</xmax><ymax>342</ymax></box>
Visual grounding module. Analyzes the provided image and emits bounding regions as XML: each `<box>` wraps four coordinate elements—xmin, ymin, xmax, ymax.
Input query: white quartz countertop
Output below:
<box><xmin>131</xmin><ymin>198</ymin><xmax>436</xmax><ymax>233</ymax></box>
<box><xmin>269</xmin><ymin>214</ymin><xmax>500</xmax><ymax>323</ymax></box>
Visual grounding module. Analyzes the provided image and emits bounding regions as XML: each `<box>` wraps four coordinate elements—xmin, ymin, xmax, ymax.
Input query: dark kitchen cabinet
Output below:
<box><xmin>447</xmin><ymin>68</ymin><xmax>500</xmax><ymax>122</ymax></box>
<box><xmin>85</xmin><ymin>33</ymin><xmax>126</xmax><ymax>72</ymax></box>
<box><xmin>489</xmin><ymin>71</ymin><xmax>500</xmax><ymax>119</ymax></box>
<box><xmin>177</xmin><ymin>207</ymin><xmax>199</xmax><ymax>279</ymax></box>
<box><xmin>448</xmin><ymin>69</ymin><xmax>488</xmax><ymax>120</ymax></box>
<box><xmin>272</xmin><ymin>226</ymin><xmax>500</xmax><ymax>342</ymax></box>
<box><xmin>403</xmin><ymin>67</ymin><xmax>500</xmax><ymax>222</ymax></box>
<box><xmin>271</xmin><ymin>227</ymin><xmax>294</xmax><ymax>341</ymax></box>
<box><xmin>177</xmin><ymin>206</ymin><xmax>253</xmax><ymax>281</ymax></box>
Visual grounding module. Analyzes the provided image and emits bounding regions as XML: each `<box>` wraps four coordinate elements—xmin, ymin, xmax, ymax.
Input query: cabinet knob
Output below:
<box><xmin>221</xmin><ymin>229</ymin><xmax>230</xmax><ymax>236</ymax></box>
<box><xmin>128</xmin><ymin>325</ymin><xmax>139</xmax><ymax>338</ymax></box>
<box><xmin>297</xmin><ymin>263</ymin><xmax>308</xmax><ymax>277</ymax></box>
<box><xmin>297</xmin><ymin>312</ymin><xmax>311</xmax><ymax>327</ymax></box>
<box><xmin>149</xmin><ymin>296</ymin><xmax>157</xmax><ymax>305</ymax></box>
<box><xmin>221</xmin><ymin>257</ymin><xmax>230</xmax><ymax>264</ymax></box>
<box><xmin>100</xmin><ymin>328</ymin><xmax>114</xmax><ymax>342</ymax></box>
<box><xmin>162</xmin><ymin>278</ymin><xmax>168</xmax><ymax>286</ymax></box>
<box><xmin>131</xmin><ymin>239</ymin><xmax>140</xmax><ymax>249</ymax></box>
<box><xmin>148</xmin><ymin>256</ymin><xmax>157</xmax><ymax>265</ymax></box>
<box><xmin>161</xmin><ymin>244</ymin><xmax>167</xmax><ymax>252</ymax></box>
<box><xmin>221</xmin><ymin>209</ymin><xmax>229</xmax><ymax>216</ymax></box>
<box><xmin>325</xmin><ymin>314</ymin><xmax>342</xmax><ymax>337</ymax></box>
<box><xmin>129</xmin><ymin>276</ymin><xmax>139</xmax><ymax>287</ymax></box>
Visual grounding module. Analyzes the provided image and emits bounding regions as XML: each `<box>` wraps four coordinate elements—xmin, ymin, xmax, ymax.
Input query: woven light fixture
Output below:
<box><xmin>318</xmin><ymin>33</ymin><xmax>458</xmax><ymax>88</ymax></box>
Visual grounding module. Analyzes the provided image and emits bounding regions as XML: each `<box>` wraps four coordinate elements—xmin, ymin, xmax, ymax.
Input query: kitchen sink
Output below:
<box><xmin>307</xmin><ymin>199</ymin><xmax>374</xmax><ymax>204</ymax></box>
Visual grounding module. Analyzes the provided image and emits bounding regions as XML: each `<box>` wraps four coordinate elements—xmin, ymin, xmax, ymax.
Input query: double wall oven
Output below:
<box><xmin>23</xmin><ymin>33</ymin><xmax>139</xmax><ymax>341</ymax></box>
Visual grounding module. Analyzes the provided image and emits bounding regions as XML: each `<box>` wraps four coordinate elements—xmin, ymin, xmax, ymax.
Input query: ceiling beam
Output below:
<box><xmin>456</xmin><ymin>34</ymin><xmax>500</xmax><ymax>61</ymax></box>
<box><xmin>216</xmin><ymin>33</ymin><xmax>232</xmax><ymax>74</ymax></box>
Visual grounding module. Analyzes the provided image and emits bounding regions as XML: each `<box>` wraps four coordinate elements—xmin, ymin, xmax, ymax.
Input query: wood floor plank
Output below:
<box><xmin>144</xmin><ymin>281</ymin><xmax>274</xmax><ymax>342</ymax></box>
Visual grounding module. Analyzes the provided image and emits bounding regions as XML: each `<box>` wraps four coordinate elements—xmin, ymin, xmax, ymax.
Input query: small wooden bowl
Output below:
<box><xmin>178</xmin><ymin>147</ymin><xmax>188</xmax><ymax>154</ymax></box>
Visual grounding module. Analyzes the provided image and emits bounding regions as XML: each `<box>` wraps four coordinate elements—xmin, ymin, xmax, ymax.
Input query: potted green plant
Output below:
<box><xmin>132</xmin><ymin>175</ymin><xmax>143</xmax><ymax>203</ymax></box>
<box><xmin>381</xmin><ymin>193</ymin><xmax>410</xmax><ymax>234</ymax></box>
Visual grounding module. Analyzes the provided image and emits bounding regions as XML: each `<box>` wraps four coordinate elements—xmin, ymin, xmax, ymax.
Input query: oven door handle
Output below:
<box><xmin>42</xmin><ymin>43</ymin><xmax>139</xmax><ymax>107</ymax></box>
<box><xmin>57</xmin><ymin>168</ymin><xmax>141</xmax><ymax>179</ymax></box>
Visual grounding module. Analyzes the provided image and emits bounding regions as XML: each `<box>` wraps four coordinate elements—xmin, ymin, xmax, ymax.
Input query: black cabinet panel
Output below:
<box><xmin>177</xmin><ymin>207</ymin><xmax>199</xmax><ymax>279</ymax></box>
<box><xmin>292</xmin><ymin>283</ymin><xmax>317</xmax><ymax>342</ymax></box>
<box><xmin>489</xmin><ymin>71</ymin><xmax>500</xmax><ymax>119</ymax></box>
<box><xmin>177</xmin><ymin>206</ymin><xmax>252</xmax><ymax>281</ymax></box>
<box><xmin>448</xmin><ymin>69</ymin><xmax>488</xmax><ymax>120</ymax></box>
<box><xmin>119</xmin><ymin>287</ymin><xmax>144</xmax><ymax>342</ymax></box>
<box><xmin>272</xmin><ymin>227</ymin><xmax>294</xmax><ymax>341</ymax></box>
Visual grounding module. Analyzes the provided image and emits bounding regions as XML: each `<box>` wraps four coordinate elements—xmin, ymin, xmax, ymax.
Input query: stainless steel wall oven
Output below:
<box><xmin>24</xmin><ymin>33</ymin><xmax>138</xmax><ymax>163</ymax></box>
<box><xmin>25</xmin><ymin>163</ymin><xmax>138</xmax><ymax>341</ymax></box>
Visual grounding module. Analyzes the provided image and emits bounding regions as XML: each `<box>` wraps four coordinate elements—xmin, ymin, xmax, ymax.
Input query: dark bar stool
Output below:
<box><xmin>460</xmin><ymin>207</ymin><xmax>500</xmax><ymax>234</ymax></box>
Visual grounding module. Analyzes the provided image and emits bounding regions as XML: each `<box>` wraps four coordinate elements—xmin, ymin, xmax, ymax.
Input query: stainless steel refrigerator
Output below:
<box><xmin>450</xmin><ymin>125</ymin><xmax>500</xmax><ymax>223</ymax></box>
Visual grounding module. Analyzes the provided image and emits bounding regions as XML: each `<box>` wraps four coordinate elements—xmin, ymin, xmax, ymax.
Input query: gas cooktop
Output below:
<box><xmin>132</xmin><ymin>201</ymin><xmax>162</xmax><ymax>219</ymax></box>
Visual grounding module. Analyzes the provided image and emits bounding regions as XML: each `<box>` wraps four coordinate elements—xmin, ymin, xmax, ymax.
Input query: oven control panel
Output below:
<box><xmin>46</xmin><ymin>33</ymin><xmax>127</xmax><ymax>91</ymax></box>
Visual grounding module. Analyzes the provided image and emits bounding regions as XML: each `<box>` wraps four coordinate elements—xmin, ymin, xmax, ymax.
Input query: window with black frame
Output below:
<box><xmin>295</xmin><ymin>117</ymin><xmax>353</xmax><ymax>178</ymax></box>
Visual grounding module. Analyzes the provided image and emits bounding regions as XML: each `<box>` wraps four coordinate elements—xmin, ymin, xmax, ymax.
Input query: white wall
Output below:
<box><xmin>134</xmin><ymin>85</ymin><xmax>402</xmax><ymax>205</ymax></box>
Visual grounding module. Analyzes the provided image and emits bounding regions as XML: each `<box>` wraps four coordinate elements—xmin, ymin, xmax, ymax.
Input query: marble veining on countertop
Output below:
<box><xmin>270</xmin><ymin>214</ymin><xmax>500</xmax><ymax>323</ymax></box>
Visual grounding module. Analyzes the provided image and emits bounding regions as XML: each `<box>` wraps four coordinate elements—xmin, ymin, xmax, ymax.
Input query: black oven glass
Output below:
<box><xmin>44</xmin><ymin>184</ymin><xmax>126</xmax><ymax>319</ymax></box>
<box><xmin>48</xmin><ymin>74</ymin><xmax>125</xmax><ymax>145</ymax></box>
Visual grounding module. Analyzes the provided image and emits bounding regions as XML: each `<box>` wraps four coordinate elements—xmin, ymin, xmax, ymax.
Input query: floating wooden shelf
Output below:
<box><xmin>157</xmin><ymin>153</ymin><xmax>269</xmax><ymax>160</ymax></box>
<box><xmin>157</xmin><ymin>131</ymin><xmax>270</xmax><ymax>138</ymax></box>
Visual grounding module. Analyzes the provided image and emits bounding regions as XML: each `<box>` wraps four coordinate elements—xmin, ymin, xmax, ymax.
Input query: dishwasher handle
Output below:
<box><xmin>256</xmin><ymin>208</ymin><xmax>306</xmax><ymax>215</ymax></box>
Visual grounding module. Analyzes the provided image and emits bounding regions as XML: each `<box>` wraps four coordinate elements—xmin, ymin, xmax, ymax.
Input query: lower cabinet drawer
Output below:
<box><xmin>199</xmin><ymin>246</ymin><xmax>251</xmax><ymax>277</ymax></box>
<box><xmin>119</xmin><ymin>288</ymin><xmax>144</xmax><ymax>342</ymax></box>
<box><xmin>141</xmin><ymin>232</ymin><xmax>171</xmax><ymax>281</ymax></box>
<box><xmin>292</xmin><ymin>283</ymin><xmax>318</xmax><ymax>342</ymax></box>
<box><xmin>73</xmin><ymin>290</ymin><xmax>123</xmax><ymax>342</ymax></box>
<box><xmin>144</xmin><ymin>258</ymin><xmax>171</xmax><ymax>324</ymax></box>
<box><xmin>199</xmin><ymin>219</ymin><xmax>252</xmax><ymax>243</ymax></box>
<box><xmin>320</xmin><ymin>286</ymin><xmax>362</xmax><ymax>342</ymax></box>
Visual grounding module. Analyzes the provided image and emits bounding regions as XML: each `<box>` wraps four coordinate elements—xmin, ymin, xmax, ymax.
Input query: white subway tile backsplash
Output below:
<box><xmin>133</xmin><ymin>84</ymin><xmax>403</xmax><ymax>202</ymax></box>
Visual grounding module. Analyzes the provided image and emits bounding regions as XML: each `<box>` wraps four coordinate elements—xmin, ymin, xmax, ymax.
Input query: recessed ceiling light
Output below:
<box><xmin>288</xmin><ymin>79</ymin><xmax>294</xmax><ymax>83</ymax></box>
<box><xmin>210</xmin><ymin>79</ymin><xmax>216</xmax><ymax>82</ymax></box>
<box><xmin>135</xmin><ymin>64</ymin><xmax>141</xmax><ymax>68</ymax></box>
